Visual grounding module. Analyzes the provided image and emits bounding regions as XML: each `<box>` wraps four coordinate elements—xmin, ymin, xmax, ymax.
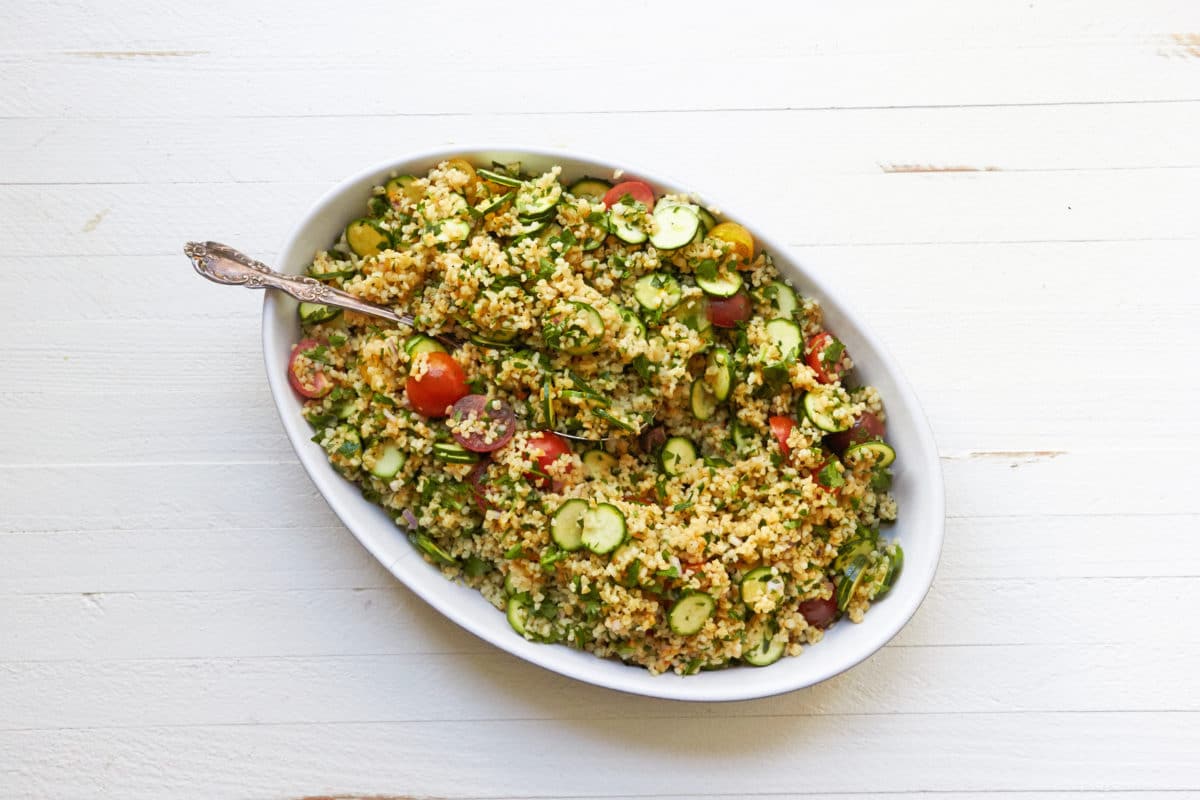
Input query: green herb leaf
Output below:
<box><xmin>464</xmin><ymin>556</ymin><xmax>491</xmax><ymax>578</ymax></box>
<box><xmin>621</xmin><ymin>559</ymin><xmax>642</xmax><ymax>588</ymax></box>
<box><xmin>694</xmin><ymin>259</ymin><xmax>718</xmax><ymax>282</ymax></box>
<box><xmin>818</xmin><ymin>462</ymin><xmax>846</xmax><ymax>489</ymax></box>
<box><xmin>822</xmin><ymin>338</ymin><xmax>845</xmax><ymax>368</ymax></box>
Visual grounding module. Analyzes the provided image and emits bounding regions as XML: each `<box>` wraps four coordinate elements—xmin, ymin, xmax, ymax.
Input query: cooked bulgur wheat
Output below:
<box><xmin>290</xmin><ymin>159</ymin><xmax>901</xmax><ymax>674</ymax></box>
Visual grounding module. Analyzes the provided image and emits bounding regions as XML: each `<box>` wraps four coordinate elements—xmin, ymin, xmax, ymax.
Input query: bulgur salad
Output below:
<box><xmin>287</xmin><ymin>158</ymin><xmax>902</xmax><ymax>675</ymax></box>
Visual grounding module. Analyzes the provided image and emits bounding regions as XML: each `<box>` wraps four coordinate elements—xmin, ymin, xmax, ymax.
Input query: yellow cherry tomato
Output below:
<box><xmin>444</xmin><ymin>158</ymin><xmax>478</xmax><ymax>180</ymax></box>
<box><xmin>386</xmin><ymin>176</ymin><xmax>424</xmax><ymax>206</ymax></box>
<box><xmin>444</xmin><ymin>158</ymin><xmax>485</xmax><ymax>202</ymax></box>
<box><xmin>707</xmin><ymin>222</ymin><xmax>755</xmax><ymax>266</ymax></box>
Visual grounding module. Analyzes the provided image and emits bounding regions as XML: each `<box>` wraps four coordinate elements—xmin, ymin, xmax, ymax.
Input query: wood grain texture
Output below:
<box><xmin>3</xmin><ymin>0</ymin><xmax>1200</xmax><ymax>797</ymax></box>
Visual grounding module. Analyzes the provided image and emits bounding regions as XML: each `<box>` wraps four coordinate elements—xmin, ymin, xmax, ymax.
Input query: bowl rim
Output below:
<box><xmin>263</xmin><ymin>145</ymin><xmax>945</xmax><ymax>702</ymax></box>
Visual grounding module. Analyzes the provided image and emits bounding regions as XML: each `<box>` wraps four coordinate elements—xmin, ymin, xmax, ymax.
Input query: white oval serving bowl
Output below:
<box><xmin>263</xmin><ymin>146</ymin><xmax>945</xmax><ymax>702</ymax></box>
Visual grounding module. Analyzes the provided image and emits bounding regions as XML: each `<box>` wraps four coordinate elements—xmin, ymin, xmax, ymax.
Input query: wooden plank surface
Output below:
<box><xmin>2</xmin><ymin>0</ymin><xmax>1199</xmax><ymax>797</ymax></box>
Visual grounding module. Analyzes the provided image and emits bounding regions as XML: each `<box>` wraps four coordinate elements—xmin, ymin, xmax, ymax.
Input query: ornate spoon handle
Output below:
<box><xmin>183</xmin><ymin>241</ymin><xmax>415</xmax><ymax>328</ymax></box>
<box><xmin>183</xmin><ymin>241</ymin><xmax>624</xmax><ymax>440</ymax></box>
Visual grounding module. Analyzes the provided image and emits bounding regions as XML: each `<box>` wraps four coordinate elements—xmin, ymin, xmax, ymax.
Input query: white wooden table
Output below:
<box><xmin>3</xmin><ymin>2</ymin><xmax>1199</xmax><ymax>797</ymax></box>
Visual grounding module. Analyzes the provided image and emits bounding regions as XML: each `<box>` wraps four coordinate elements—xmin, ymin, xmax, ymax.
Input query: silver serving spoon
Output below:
<box><xmin>185</xmin><ymin>241</ymin><xmax>456</xmax><ymax>349</ymax></box>
<box><xmin>183</xmin><ymin>241</ymin><xmax>643</xmax><ymax>442</ymax></box>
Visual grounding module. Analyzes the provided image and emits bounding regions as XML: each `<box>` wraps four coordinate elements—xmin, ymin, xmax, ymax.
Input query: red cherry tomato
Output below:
<box><xmin>525</xmin><ymin>431</ymin><xmax>573</xmax><ymax>487</ymax></box>
<box><xmin>705</xmin><ymin>291</ymin><xmax>752</xmax><ymax>328</ymax></box>
<box><xmin>806</xmin><ymin>332</ymin><xmax>848</xmax><ymax>384</ymax></box>
<box><xmin>288</xmin><ymin>338</ymin><xmax>332</xmax><ymax>399</ymax></box>
<box><xmin>639</xmin><ymin>424</ymin><xmax>667</xmax><ymax>454</ymax></box>
<box><xmin>768</xmin><ymin>416</ymin><xmax>796</xmax><ymax>458</ymax></box>
<box><xmin>826</xmin><ymin>411</ymin><xmax>887</xmax><ymax>454</ymax></box>
<box><xmin>468</xmin><ymin>460</ymin><xmax>494</xmax><ymax>511</ymax></box>
<box><xmin>814</xmin><ymin>454</ymin><xmax>845</xmax><ymax>495</ymax></box>
<box><xmin>602</xmin><ymin>180</ymin><xmax>655</xmax><ymax>211</ymax></box>
<box><xmin>405</xmin><ymin>351</ymin><xmax>469</xmax><ymax>417</ymax></box>
<box><xmin>798</xmin><ymin>581</ymin><xmax>838</xmax><ymax>629</ymax></box>
<box><xmin>449</xmin><ymin>394</ymin><xmax>517</xmax><ymax>452</ymax></box>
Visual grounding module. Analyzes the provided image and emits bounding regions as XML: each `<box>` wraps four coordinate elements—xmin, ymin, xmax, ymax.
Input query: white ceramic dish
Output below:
<box><xmin>263</xmin><ymin>146</ymin><xmax>945</xmax><ymax>702</ymax></box>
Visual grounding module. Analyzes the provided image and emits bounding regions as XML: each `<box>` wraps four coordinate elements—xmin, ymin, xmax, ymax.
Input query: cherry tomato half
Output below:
<box><xmin>706</xmin><ymin>291</ymin><xmax>752</xmax><ymax>328</ymax></box>
<box><xmin>405</xmin><ymin>351</ymin><xmax>469</xmax><ymax>417</ymax></box>
<box><xmin>288</xmin><ymin>338</ymin><xmax>332</xmax><ymax>399</ymax></box>
<box><xmin>769</xmin><ymin>416</ymin><xmax>796</xmax><ymax>458</ymax></box>
<box><xmin>525</xmin><ymin>430</ymin><xmax>573</xmax><ymax>488</ymax></box>
<box><xmin>602</xmin><ymin>180</ymin><xmax>655</xmax><ymax>211</ymax></box>
<box><xmin>798</xmin><ymin>581</ymin><xmax>838</xmax><ymax>629</ymax></box>
<box><xmin>468</xmin><ymin>460</ymin><xmax>494</xmax><ymax>511</ymax></box>
<box><xmin>449</xmin><ymin>394</ymin><xmax>517</xmax><ymax>453</ymax></box>
<box><xmin>826</xmin><ymin>411</ymin><xmax>887</xmax><ymax>454</ymax></box>
<box><xmin>707</xmin><ymin>222</ymin><xmax>754</xmax><ymax>264</ymax></box>
<box><xmin>814</xmin><ymin>454</ymin><xmax>845</xmax><ymax>495</ymax></box>
<box><xmin>805</xmin><ymin>332</ymin><xmax>849</xmax><ymax>384</ymax></box>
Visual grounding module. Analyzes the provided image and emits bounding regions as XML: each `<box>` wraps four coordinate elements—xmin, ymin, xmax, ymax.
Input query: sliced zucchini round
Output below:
<box><xmin>610</xmin><ymin>211</ymin><xmax>648</xmax><ymax>244</ymax></box>
<box><xmin>298</xmin><ymin>302</ymin><xmax>342</xmax><ymax>325</ymax></box>
<box><xmin>477</xmin><ymin>167</ymin><xmax>522</xmax><ymax>188</ymax></box>
<box><xmin>694</xmin><ymin>259</ymin><xmax>744</xmax><ymax>298</ymax></box>
<box><xmin>633</xmin><ymin>273</ymin><xmax>682</xmax><ymax>312</ymax></box>
<box><xmin>834</xmin><ymin>536</ymin><xmax>877</xmax><ymax>573</ymax></box>
<box><xmin>878</xmin><ymin>545</ymin><xmax>904</xmax><ymax>597</ymax></box>
<box><xmin>742</xmin><ymin>616</ymin><xmax>786</xmax><ymax>666</ymax></box>
<box><xmin>673</xmin><ymin>293</ymin><xmax>711</xmax><ymax>336</ymax></box>
<box><xmin>660</xmin><ymin>436</ymin><xmax>698</xmax><ymax>476</ymax></box>
<box><xmin>706</xmin><ymin>347</ymin><xmax>734</xmax><ymax>401</ymax></box>
<box><xmin>410</xmin><ymin>532</ymin><xmax>457</xmax><ymax>566</ymax></box>
<box><xmin>368</xmin><ymin>440</ymin><xmax>405</xmax><ymax>480</ymax></box>
<box><xmin>845</xmin><ymin>440</ymin><xmax>896</xmax><ymax>468</ymax></box>
<box><xmin>731</xmin><ymin>419</ymin><xmax>760</xmax><ymax>456</ymax></box>
<box><xmin>582</xmin><ymin>449</ymin><xmax>617</xmax><ymax>479</ymax></box>
<box><xmin>515</xmin><ymin>181</ymin><xmax>562</xmax><ymax>218</ymax></box>
<box><xmin>506</xmin><ymin>594</ymin><xmax>531</xmax><ymax>635</ymax></box>
<box><xmin>762</xmin><ymin>281</ymin><xmax>799</xmax><ymax>319</ymax></box>
<box><xmin>648</xmin><ymin>202</ymin><xmax>702</xmax><ymax>250</ymax></box>
<box><xmin>835</xmin><ymin>556</ymin><xmax>870</xmax><ymax>611</ymax></box>
<box><xmin>432</xmin><ymin>442</ymin><xmax>480</xmax><ymax>464</ymax></box>
<box><xmin>568</xmin><ymin>177</ymin><xmax>613</xmax><ymax>200</ymax></box>
<box><xmin>690</xmin><ymin>379</ymin><xmax>718</xmax><ymax>421</ymax></box>
<box><xmin>696</xmin><ymin>206</ymin><xmax>719</xmax><ymax>233</ymax></box>
<box><xmin>335</xmin><ymin>395</ymin><xmax>357</xmax><ymax>420</ymax></box>
<box><xmin>435</xmin><ymin>218</ymin><xmax>472</xmax><ymax>244</ymax></box>
<box><xmin>802</xmin><ymin>388</ymin><xmax>852</xmax><ymax>434</ymax></box>
<box><xmin>468</xmin><ymin>333</ymin><xmax>517</xmax><ymax>349</ymax></box>
<box><xmin>618</xmin><ymin>306</ymin><xmax>646</xmax><ymax>339</ymax></box>
<box><xmin>765</xmin><ymin>318</ymin><xmax>803</xmax><ymax>362</ymax></box>
<box><xmin>668</xmin><ymin>592</ymin><xmax>715</xmax><ymax>636</ymax></box>
<box><xmin>404</xmin><ymin>334</ymin><xmax>447</xmax><ymax>357</ymax></box>
<box><xmin>581</xmin><ymin>503</ymin><xmax>627</xmax><ymax>555</ymax></box>
<box><xmin>514</xmin><ymin>216</ymin><xmax>554</xmax><ymax>240</ymax></box>
<box><xmin>345</xmin><ymin>219</ymin><xmax>390</xmax><ymax>258</ymax></box>
<box><xmin>475</xmin><ymin>191</ymin><xmax>513</xmax><ymax>216</ymax></box>
<box><xmin>558</xmin><ymin>302</ymin><xmax>605</xmax><ymax>355</ymax></box>
<box><xmin>550</xmin><ymin>498</ymin><xmax>589</xmax><ymax>551</ymax></box>
<box><xmin>740</xmin><ymin>565</ymin><xmax>785</xmax><ymax>610</ymax></box>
